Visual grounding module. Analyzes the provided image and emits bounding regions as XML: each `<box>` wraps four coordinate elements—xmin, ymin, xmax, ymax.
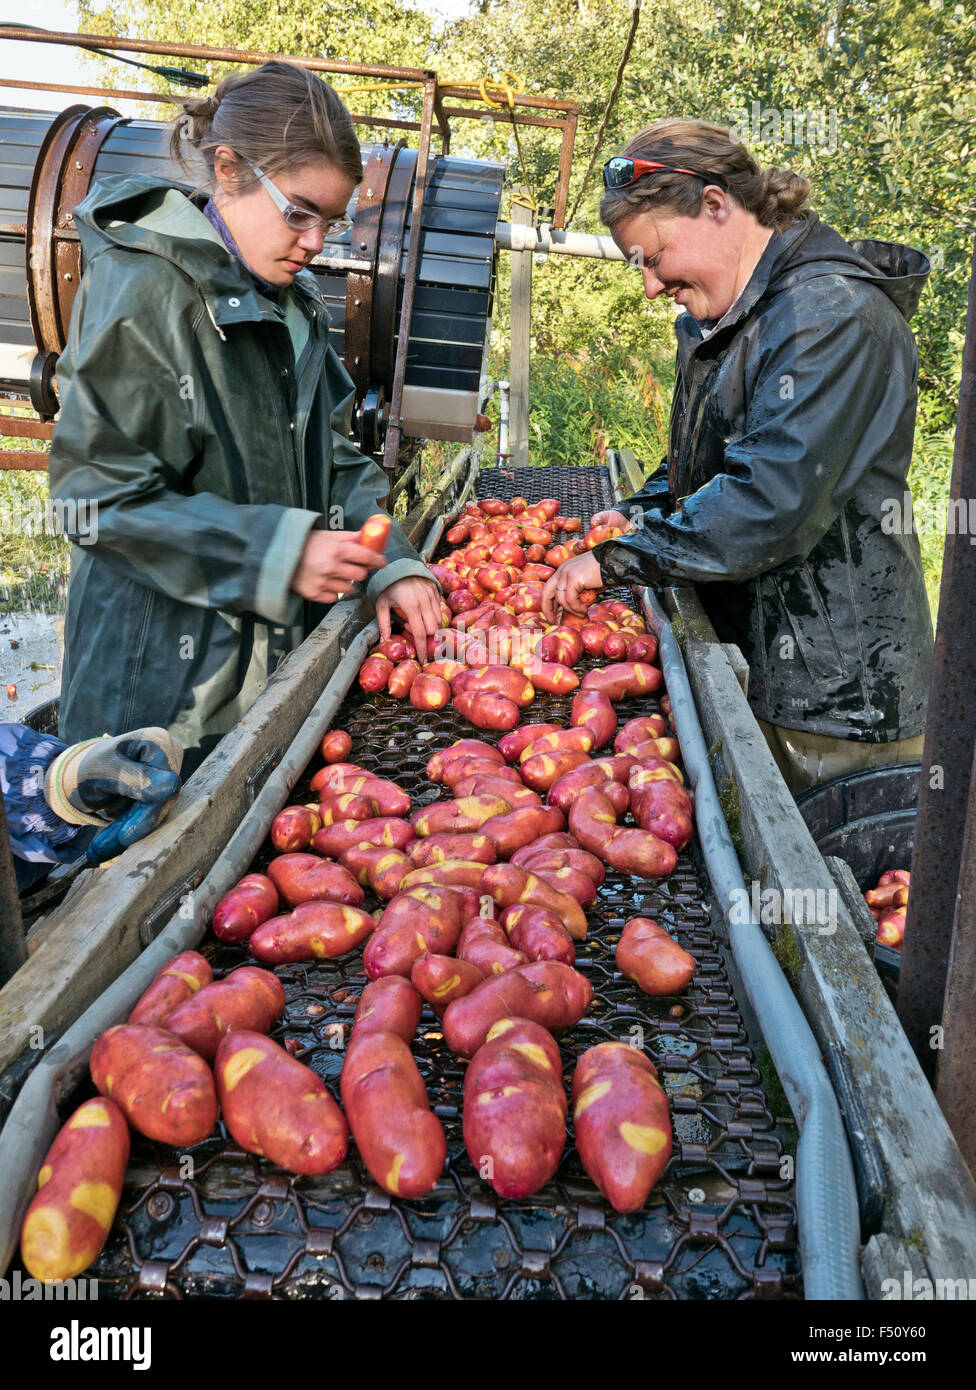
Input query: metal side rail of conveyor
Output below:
<box><xmin>0</xmin><ymin>463</ymin><xmax>851</xmax><ymax>1300</ymax></box>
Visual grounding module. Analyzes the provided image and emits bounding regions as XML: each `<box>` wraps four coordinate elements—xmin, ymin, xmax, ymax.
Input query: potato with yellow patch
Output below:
<box><xmin>161</xmin><ymin>966</ymin><xmax>285</xmax><ymax>1060</ymax></box>
<box><xmin>127</xmin><ymin>950</ymin><xmax>213</xmax><ymax>1026</ymax></box>
<box><xmin>215</xmin><ymin>1031</ymin><xmax>348</xmax><ymax>1175</ymax></box>
<box><xmin>90</xmin><ymin>1025</ymin><xmax>217</xmax><ymax>1147</ymax></box>
<box><xmin>248</xmin><ymin>901</ymin><xmax>376</xmax><ymax>964</ymax></box>
<box><xmin>20</xmin><ymin>1098</ymin><xmax>130</xmax><ymax>1281</ymax></box>
<box><xmin>352</xmin><ymin>976</ymin><xmax>423</xmax><ymax>1042</ymax></box>
<box><xmin>463</xmin><ymin>1018</ymin><xmax>567</xmax><ymax>1198</ymax></box>
<box><xmin>340</xmin><ymin>1031</ymin><xmax>446</xmax><ymax>1197</ymax></box>
<box><xmin>571</xmin><ymin>1042</ymin><xmax>672</xmax><ymax>1213</ymax></box>
<box><xmin>363</xmin><ymin>884</ymin><xmax>479</xmax><ymax>978</ymax></box>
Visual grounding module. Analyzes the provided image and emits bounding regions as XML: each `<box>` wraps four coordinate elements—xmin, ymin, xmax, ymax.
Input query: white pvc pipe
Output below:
<box><xmin>495</xmin><ymin>221</ymin><xmax>626</xmax><ymax>261</ymax></box>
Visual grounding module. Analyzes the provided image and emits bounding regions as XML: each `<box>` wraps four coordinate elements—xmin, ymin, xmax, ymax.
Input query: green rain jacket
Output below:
<box><xmin>49</xmin><ymin>174</ymin><xmax>431</xmax><ymax>775</ymax></box>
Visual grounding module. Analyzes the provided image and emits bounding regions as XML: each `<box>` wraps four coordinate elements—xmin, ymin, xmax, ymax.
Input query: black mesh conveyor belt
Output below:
<box><xmin>9</xmin><ymin>465</ymin><xmax>800</xmax><ymax>1300</ymax></box>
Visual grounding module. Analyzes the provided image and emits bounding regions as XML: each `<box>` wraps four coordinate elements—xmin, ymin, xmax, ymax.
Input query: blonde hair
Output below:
<box><xmin>601</xmin><ymin>118</ymin><xmax>810</xmax><ymax>232</ymax></box>
<box><xmin>170</xmin><ymin>59</ymin><xmax>363</xmax><ymax>190</ymax></box>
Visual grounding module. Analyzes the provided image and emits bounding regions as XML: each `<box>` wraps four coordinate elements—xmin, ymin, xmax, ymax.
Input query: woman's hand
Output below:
<box><xmin>290</xmin><ymin>530</ymin><xmax>387</xmax><ymax>604</ymax></box>
<box><xmin>590</xmin><ymin>508</ymin><xmax>632</xmax><ymax>531</ymax></box>
<box><xmin>541</xmin><ymin>551</ymin><xmax>604</xmax><ymax>624</ymax></box>
<box><xmin>375</xmin><ymin>576</ymin><xmax>443</xmax><ymax>659</ymax></box>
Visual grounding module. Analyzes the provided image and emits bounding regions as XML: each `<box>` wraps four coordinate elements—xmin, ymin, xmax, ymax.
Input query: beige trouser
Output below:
<box><xmin>756</xmin><ymin>719</ymin><xmax>925</xmax><ymax>796</ymax></box>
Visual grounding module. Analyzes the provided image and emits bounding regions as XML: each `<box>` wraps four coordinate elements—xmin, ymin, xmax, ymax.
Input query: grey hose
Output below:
<box><xmin>642</xmin><ymin>587</ymin><xmax>863</xmax><ymax>1299</ymax></box>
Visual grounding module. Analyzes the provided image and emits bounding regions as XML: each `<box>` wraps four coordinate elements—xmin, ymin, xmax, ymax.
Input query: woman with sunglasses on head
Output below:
<box><xmin>49</xmin><ymin>61</ymin><xmax>441</xmax><ymax>777</ymax></box>
<box><xmin>541</xmin><ymin>120</ymin><xmax>933</xmax><ymax>791</ymax></box>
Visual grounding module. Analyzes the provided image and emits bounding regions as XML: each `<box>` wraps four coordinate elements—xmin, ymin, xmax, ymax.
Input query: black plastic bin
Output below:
<box><xmin>795</xmin><ymin>762</ymin><xmax>920</xmax><ymax>991</ymax></box>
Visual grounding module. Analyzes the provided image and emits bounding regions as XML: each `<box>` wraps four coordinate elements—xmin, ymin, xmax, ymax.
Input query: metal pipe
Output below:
<box><xmin>640</xmin><ymin>588</ymin><xmax>863</xmax><ymax>1299</ymax></box>
<box><xmin>497</xmin><ymin>380</ymin><xmax>511</xmax><ymax>465</ymax></box>
<box><xmin>495</xmin><ymin>220</ymin><xmax>626</xmax><ymax>261</ymax></box>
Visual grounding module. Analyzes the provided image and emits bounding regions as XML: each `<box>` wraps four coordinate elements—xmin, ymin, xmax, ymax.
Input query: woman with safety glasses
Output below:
<box><xmin>49</xmin><ymin>61</ymin><xmax>441</xmax><ymax>776</ymax></box>
<box><xmin>542</xmin><ymin>119</ymin><xmax>934</xmax><ymax>791</ymax></box>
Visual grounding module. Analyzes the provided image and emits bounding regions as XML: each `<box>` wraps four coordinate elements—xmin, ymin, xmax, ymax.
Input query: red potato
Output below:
<box><xmin>480</xmin><ymin>805</ymin><xmax>567</xmax><ymax>857</ymax></box>
<box><xmin>316</xmin><ymin>792</ymin><xmax>375</xmax><ymax>826</ymax></box>
<box><xmin>447</xmin><ymin>589</ymin><xmax>479</xmax><ymax>615</ymax></box>
<box><xmin>216</xmin><ymin>1031</ymin><xmax>348</xmax><ymax>1175</ymax></box>
<box><xmin>519</xmin><ymin>660</ymin><xmax>579</xmax><ymax>696</ymax></box>
<box><xmin>312</xmin><ymin>817</ymin><xmax>415</xmax><ymax>858</ymax></box>
<box><xmin>451</xmin><ymin>773</ymin><xmax>540</xmax><ymax>805</ymax></box>
<box><xmin>20</xmin><ymin>1098</ymin><xmax>130</xmax><ymax>1282</ymax></box>
<box><xmin>341</xmin><ymin>1031</ymin><xmax>446</xmax><ymax>1197</ymax></box>
<box><xmin>128</xmin><ymin>950</ymin><xmax>213</xmax><ymax>1024</ymax></box>
<box><xmin>539</xmin><ymin>627</ymin><xmax>584</xmax><ymax>666</ymax></box>
<box><xmin>480</xmin><ymin>498</ymin><xmax>510</xmax><ymax>515</ymax></box>
<box><xmin>520</xmin><ymin>749</ymin><xmax>592</xmax><ymax>793</ymax></box>
<box><xmin>408</xmin><ymin>832</ymin><xmax>497</xmax><ymax>867</ymax></box>
<box><xmin>353</xmin><ymin>975</ymin><xmax>423</xmax><ymax>1042</ymax></box>
<box><xmin>603</xmin><ymin>631</ymin><xmax>629</xmax><ymax>660</ymax></box>
<box><xmin>309</xmin><ymin>761</ymin><xmax>368</xmax><ymax>787</ymax></box>
<box><xmin>497</xmin><ymin>722</ymin><xmax>563</xmax><ymax>763</ymax></box>
<box><xmin>500</xmin><ymin>904</ymin><xmax>576</xmax><ymax>965</ymax></box>
<box><xmin>616</xmin><ymin>917</ymin><xmax>696</xmax><ymax>994</ymax></box>
<box><xmin>441</xmin><ymin>759</ymin><xmax>523</xmax><ymax>790</ymax></box>
<box><xmin>426</xmin><ymin>739</ymin><xmax>505</xmax><ymax>780</ymax></box>
<box><xmin>572</xmin><ymin>1043</ymin><xmax>672</xmax><ymax>1213</ymax></box>
<box><xmin>547</xmin><ymin>756</ymin><xmax>637</xmax><ymax>814</ymax></box>
<box><xmin>630</xmin><ymin>779</ymin><xmax>693</xmax><ymax>850</ymax></box>
<box><xmin>387</xmin><ymin>659</ymin><xmax>422</xmax><ymax>699</ymax></box>
<box><xmin>511</xmin><ymin>832</ymin><xmax>579</xmax><ymax>859</ymax></box>
<box><xmin>446</xmin><ymin>523</ymin><xmax>471</xmax><ymax>545</ymax></box>
<box><xmin>518</xmin><ymin>727</ymin><xmax>594</xmax><ymax>762</ymax></box>
<box><xmin>519</xmin><ymin>847</ymin><xmax>605</xmax><ymax>886</ymax></box>
<box><xmin>271</xmin><ymin>804</ymin><xmax>322</xmax><ymax>852</ymax></box>
<box><xmin>411</xmin><ymin>795</ymin><xmax>512</xmax><ymax>837</ymax></box>
<box><xmin>442</xmin><ymin>960</ymin><xmax>594</xmax><ymax>1058</ymax></box>
<box><xmin>626</xmin><ymin>634</ymin><xmax>659</xmax><ymax>663</ymax></box>
<box><xmin>481</xmin><ymin>863</ymin><xmax>588</xmax><ymax>940</ymax></box>
<box><xmin>374</xmin><ymin>636</ymin><xmax>413</xmax><ymax>662</ymax></box>
<box><xmin>90</xmin><ymin>1025</ymin><xmax>217</xmax><ymax>1147</ymax></box>
<box><xmin>309</xmin><ymin>768</ymin><xmax>411</xmax><ymax>816</ymax></box>
<box><xmin>339</xmin><ymin>845</ymin><xmax>413</xmax><ymax>899</ymax></box>
<box><xmin>426</xmin><ymin>563</ymin><xmax>462</xmax><ymax>593</ymax></box>
<box><xmin>457</xmin><ymin>915</ymin><xmax>527</xmax><ymax>975</ymax></box>
<box><xmin>580</xmin><ymin>622</ymin><xmax>612</xmax><ymax>657</ymax></box>
<box><xmin>410</xmin><ymin>673</ymin><xmax>452</xmax><ymax>710</ymax></box>
<box><xmin>249</xmin><ymin>901</ymin><xmax>376</xmax><ymax>963</ymax></box>
<box><xmin>614</xmin><ymin>714</ymin><xmax>666</xmax><ymax>749</ymax></box>
<box><xmin>423</xmin><ymin>659</ymin><xmax>466</xmax><ymax>682</ymax></box>
<box><xmin>570</xmin><ymin>690</ymin><xmax>617</xmax><ymax>751</ymax></box>
<box><xmin>581</xmin><ymin>662</ymin><xmax>664</xmax><ymax>699</ymax></box>
<box><xmin>628</xmin><ymin>756</ymin><xmax>684</xmax><ymax>788</ymax></box>
<box><xmin>363</xmin><ymin>885</ymin><xmax>479</xmax><ymax>978</ymax></box>
<box><xmin>359</xmin><ymin>654</ymin><xmax>394</xmax><ymax>693</ymax></box>
<box><xmin>411</xmin><ymin>953</ymin><xmax>484</xmax><ymax>1008</ymax></box>
<box><xmin>401</xmin><ymin>859</ymin><xmax>489</xmax><ymax>893</ymax></box>
<box><xmin>522</xmin><ymin>563</ymin><xmax>556</xmax><ymax>582</ymax></box>
<box><xmin>463</xmin><ymin>1018</ymin><xmax>566</xmax><ymax>1198</ymax></box>
<box><xmin>358</xmin><ymin>513</ymin><xmax>391</xmax><ymax>553</ymax></box>
<box><xmin>320</xmin><ymin>729</ymin><xmax>353</xmax><ymax>763</ymax></box>
<box><xmin>526</xmin><ymin>863</ymin><xmax>597</xmax><ymax>907</ymax></box>
<box><xmin>163</xmin><ymin>966</ymin><xmax>286</xmax><ymax>1060</ymax></box>
<box><xmin>570</xmin><ymin>787</ymin><xmax>677</xmax><ymax>880</ymax></box>
<box><xmin>266</xmin><ymin>854</ymin><xmax>365</xmax><ymax>909</ymax></box>
<box><xmin>454</xmin><ymin>665</ymin><xmax>535</xmax><ymax>708</ymax></box>
<box><xmin>877</xmin><ymin>907</ymin><xmax>906</xmax><ymax>948</ymax></box>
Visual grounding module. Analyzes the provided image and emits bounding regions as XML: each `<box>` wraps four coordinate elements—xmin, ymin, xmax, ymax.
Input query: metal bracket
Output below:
<box><xmin>138</xmin><ymin>869</ymin><xmax>203</xmax><ymax>947</ymax></box>
<box><xmin>245</xmin><ymin>745</ymin><xmax>282</xmax><ymax>807</ymax></box>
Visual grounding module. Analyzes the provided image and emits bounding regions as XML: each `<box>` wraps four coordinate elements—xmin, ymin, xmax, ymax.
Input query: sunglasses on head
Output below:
<box><xmin>603</xmin><ymin>156</ymin><xmax>729</xmax><ymax>192</ymax></box>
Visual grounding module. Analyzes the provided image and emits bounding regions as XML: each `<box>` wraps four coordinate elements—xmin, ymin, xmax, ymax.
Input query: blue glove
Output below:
<box><xmin>44</xmin><ymin>728</ymin><xmax>183</xmax><ymax>866</ymax></box>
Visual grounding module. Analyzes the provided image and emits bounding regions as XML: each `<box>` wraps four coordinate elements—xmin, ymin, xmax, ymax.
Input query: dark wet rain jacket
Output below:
<box><xmin>594</xmin><ymin>211</ymin><xmax>934</xmax><ymax>740</ymax></box>
<box><xmin>49</xmin><ymin>175</ymin><xmax>431</xmax><ymax>773</ymax></box>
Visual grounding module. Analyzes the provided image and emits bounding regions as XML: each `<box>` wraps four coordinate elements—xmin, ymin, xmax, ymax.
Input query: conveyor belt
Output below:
<box><xmin>6</xmin><ymin>464</ymin><xmax>800</xmax><ymax>1300</ymax></box>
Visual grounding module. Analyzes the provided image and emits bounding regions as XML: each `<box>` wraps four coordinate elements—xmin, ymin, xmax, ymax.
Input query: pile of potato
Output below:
<box><xmin>865</xmin><ymin>870</ymin><xmax>909</xmax><ymax>948</ymax></box>
<box><xmin>21</xmin><ymin>495</ymin><xmax>699</xmax><ymax>1282</ymax></box>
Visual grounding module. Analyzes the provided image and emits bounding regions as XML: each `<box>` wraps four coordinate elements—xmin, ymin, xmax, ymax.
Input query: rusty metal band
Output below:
<box><xmin>344</xmin><ymin>142</ymin><xmax>401</xmax><ymax>398</ymax></box>
<box><xmin>26</xmin><ymin>104</ymin><xmax>123</xmax><ymax>354</ymax></box>
<box><xmin>372</xmin><ymin>146</ymin><xmax>418</xmax><ymax>393</ymax></box>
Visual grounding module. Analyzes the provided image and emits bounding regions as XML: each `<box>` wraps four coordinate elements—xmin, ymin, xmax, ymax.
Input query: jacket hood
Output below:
<box><xmin>73</xmin><ymin>173</ymin><xmax>323</xmax><ymax>312</ymax></box>
<box><xmin>686</xmin><ymin>210</ymin><xmax>931</xmax><ymax>343</ymax></box>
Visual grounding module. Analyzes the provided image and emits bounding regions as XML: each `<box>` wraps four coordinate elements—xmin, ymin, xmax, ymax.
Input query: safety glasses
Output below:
<box><xmin>603</xmin><ymin>156</ymin><xmax>728</xmax><ymax>192</ymax></box>
<box><xmin>246</xmin><ymin>160</ymin><xmax>353</xmax><ymax>236</ymax></box>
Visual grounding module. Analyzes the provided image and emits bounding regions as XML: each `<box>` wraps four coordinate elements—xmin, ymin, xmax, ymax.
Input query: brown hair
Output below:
<box><xmin>600</xmin><ymin>119</ymin><xmax>810</xmax><ymax>233</ymax></box>
<box><xmin>170</xmin><ymin>59</ymin><xmax>363</xmax><ymax>191</ymax></box>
